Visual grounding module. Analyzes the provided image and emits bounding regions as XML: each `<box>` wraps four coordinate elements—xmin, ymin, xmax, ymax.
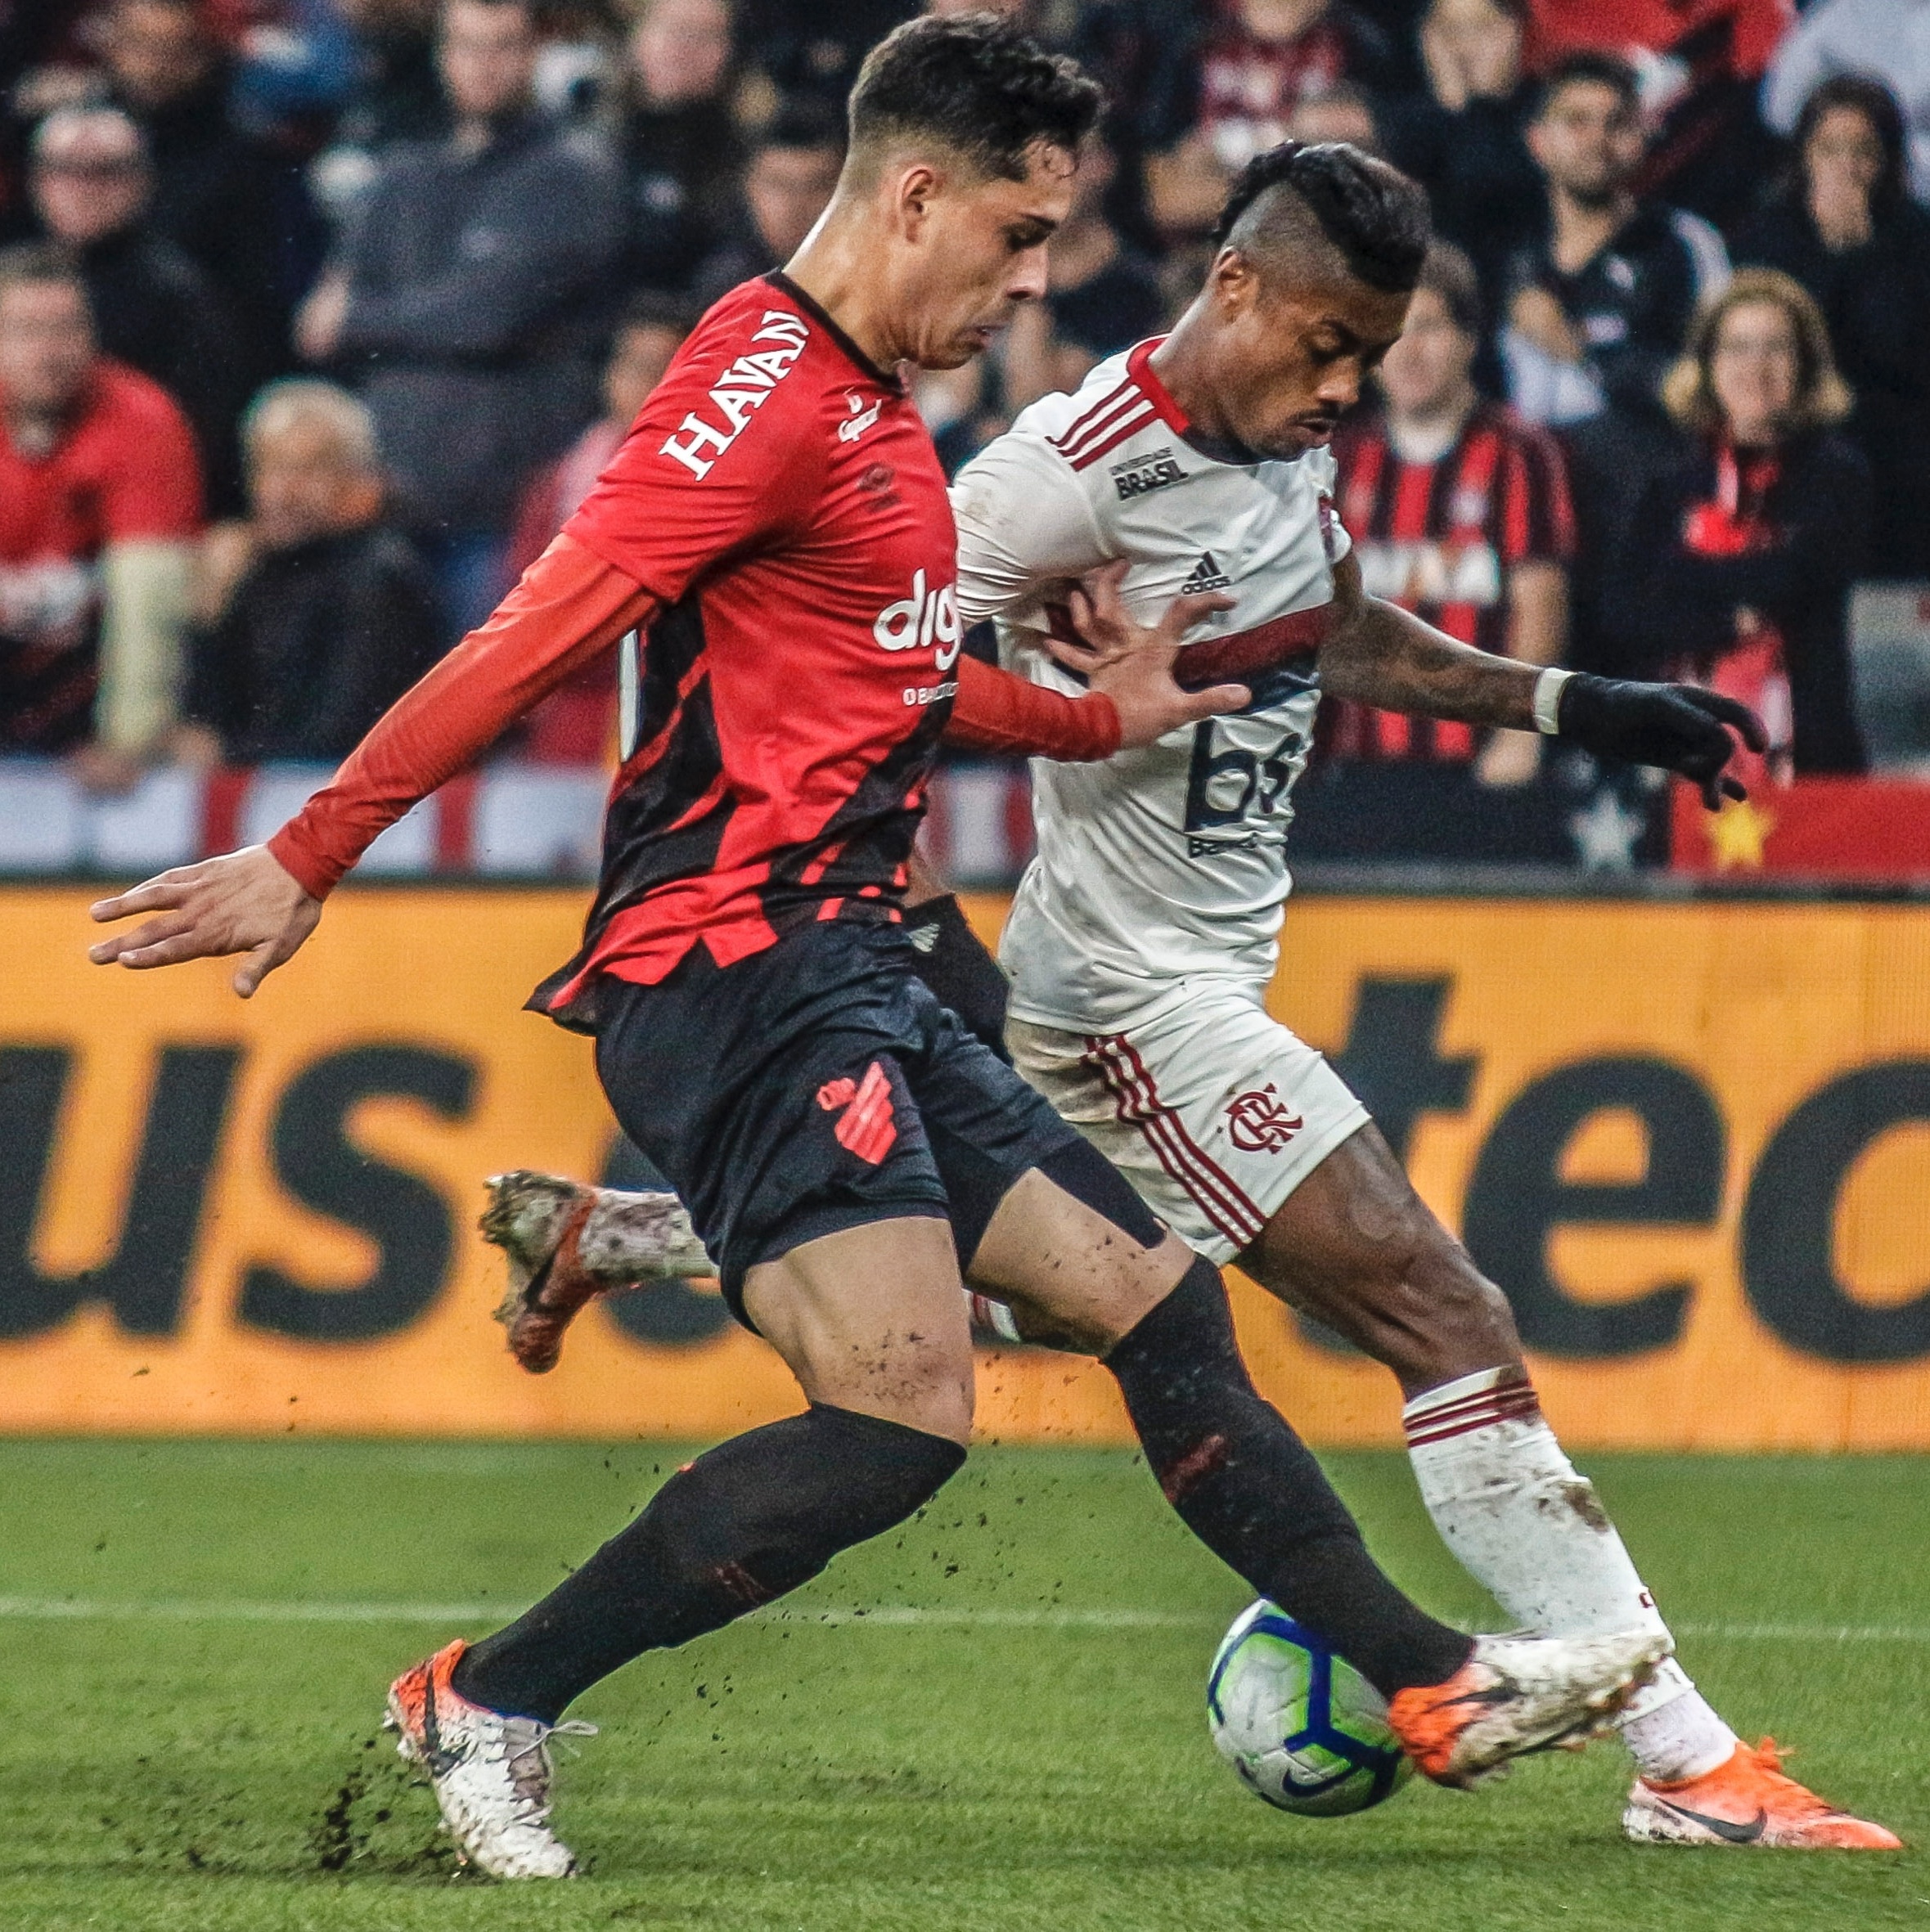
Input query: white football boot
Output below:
<box><xmin>1387</xmin><ymin>1629</ymin><xmax>1674</xmax><ymax>1788</ymax></box>
<box><xmin>385</xmin><ymin>1638</ymin><xmax>596</xmax><ymax>1879</ymax></box>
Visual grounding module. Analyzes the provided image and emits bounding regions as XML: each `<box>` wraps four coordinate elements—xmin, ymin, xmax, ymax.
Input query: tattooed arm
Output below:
<box><xmin>1316</xmin><ymin>550</ymin><xmax>1540</xmax><ymax>728</ymax></box>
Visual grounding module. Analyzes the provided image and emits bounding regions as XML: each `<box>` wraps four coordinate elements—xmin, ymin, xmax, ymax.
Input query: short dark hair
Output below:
<box><xmin>1535</xmin><ymin>50</ymin><xmax>1640</xmax><ymax>121</ymax></box>
<box><xmin>0</xmin><ymin>240</ymin><xmax>87</xmax><ymax>306</ymax></box>
<box><xmin>1415</xmin><ymin>239</ymin><xmax>1482</xmax><ymax>336</ymax></box>
<box><xmin>1211</xmin><ymin>142</ymin><xmax>1431</xmax><ymax>294</ymax></box>
<box><xmin>1796</xmin><ymin>72</ymin><xmax>1908</xmax><ymax>215</ymax></box>
<box><xmin>848</xmin><ymin>12</ymin><xmax>1102</xmax><ymax>182</ymax></box>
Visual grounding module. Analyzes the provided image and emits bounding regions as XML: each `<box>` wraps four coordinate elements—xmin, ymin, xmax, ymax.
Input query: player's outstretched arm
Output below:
<box><xmin>1048</xmin><ymin>560</ymin><xmax>1248</xmax><ymax>744</ymax></box>
<box><xmin>1317</xmin><ymin>553</ymin><xmax>1767</xmax><ymax>807</ymax></box>
<box><xmin>86</xmin><ymin>534</ymin><xmax>658</xmax><ymax>995</ymax></box>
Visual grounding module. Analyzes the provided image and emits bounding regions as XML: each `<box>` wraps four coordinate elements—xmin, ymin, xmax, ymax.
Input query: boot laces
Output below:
<box><xmin>497</xmin><ymin>1718</ymin><xmax>597</xmax><ymax>1828</ymax></box>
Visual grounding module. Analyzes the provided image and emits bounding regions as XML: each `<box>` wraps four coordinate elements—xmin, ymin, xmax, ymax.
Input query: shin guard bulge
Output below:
<box><xmin>453</xmin><ymin>1404</ymin><xmax>965</xmax><ymax>1723</ymax></box>
<box><xmin>1106</xmin><ymin>1256</ymin><xmax>1471</xmax><ymax>1698</ymax></box>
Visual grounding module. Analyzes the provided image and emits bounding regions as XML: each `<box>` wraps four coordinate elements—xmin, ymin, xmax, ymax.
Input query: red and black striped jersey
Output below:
<box><xmin>1329</xmin><ymin>401</ymin><xmax>1574</xmax><ymax>760</ymax></box>
<box><xmin>535</xmin><ymin>273</ymin><xmax>962</xmax><ymax>1019</ymax></box>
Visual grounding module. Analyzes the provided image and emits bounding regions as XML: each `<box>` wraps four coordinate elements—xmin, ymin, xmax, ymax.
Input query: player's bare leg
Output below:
<box><xmin>1238</xmin><ymin>1121</ymin><xmax>1899</xmax><ymax>1845</ymax></box>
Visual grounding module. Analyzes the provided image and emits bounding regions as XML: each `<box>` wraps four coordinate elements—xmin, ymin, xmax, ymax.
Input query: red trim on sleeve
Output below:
<box><xmin>268</xmin><ymin>532</ymin><xmax>655</xmax><ymax>898</ymax></box>
<box><xmin>943</xmin><ymin>654</ymin><xmax>1122</xmax><ymax>763</ymax></box>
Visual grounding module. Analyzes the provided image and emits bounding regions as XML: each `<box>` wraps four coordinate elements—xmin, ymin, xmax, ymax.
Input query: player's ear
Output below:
<box><xmin>1208</xmin><ymin>245</ymin><xmax>1257</xmax><ymax>314</ymax></box>
<box><xmin>893</xmin><ymin>160</ymin><xmax>943</xmax><ymax>237</ymax></box>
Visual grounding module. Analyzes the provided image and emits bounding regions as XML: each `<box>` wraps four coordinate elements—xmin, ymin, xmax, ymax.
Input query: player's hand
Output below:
<box><xmin>1555</xmin><ymin>674</ymin><xmax>1769</xmax><ymax>810</ymax></box>
<box><xmin>1050</xmin><ymin>560</ymin><xmax>1248</xmax><ymax>748</ymax></box>
<box><xmin>87</xmin><ymin>843</ymin><xmax>322</xmax><ymax>998</ymax></box>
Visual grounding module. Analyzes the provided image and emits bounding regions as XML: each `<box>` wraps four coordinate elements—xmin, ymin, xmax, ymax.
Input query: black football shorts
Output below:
<box><xmin>591</xmin><ymin>921</ymin><xmax>1083</xmax><ymax>1327</ymax></box>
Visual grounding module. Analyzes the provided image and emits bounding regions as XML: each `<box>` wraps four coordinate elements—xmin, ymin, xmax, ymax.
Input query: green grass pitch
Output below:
<box><xmin>0</xmin><ymin>1438</ymin><xmax>1923</xmax><ymax>1930</ymax></box>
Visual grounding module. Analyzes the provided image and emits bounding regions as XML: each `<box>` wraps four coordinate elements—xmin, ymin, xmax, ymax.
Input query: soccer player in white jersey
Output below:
<box><xmin>497</xmin><ymin>139</ymin><xmax>1900</xmax><ymax>1850</ymax></box>
<box><xmin>941</xmin><ymin>141</ymin><xmax>1895</xmax><ymax>1852</ymax></box>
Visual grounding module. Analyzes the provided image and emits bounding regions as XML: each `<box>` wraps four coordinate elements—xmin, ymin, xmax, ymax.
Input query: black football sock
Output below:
<box><xmin>452</xmin><ymin>1404</ymin><xmax>965</xmax><ymax>1723</ymax></box>
<box><xmin>1104</xmin><ymin>1256</ymin><xmax>1472</xmax><ymax>1699</ymax></box>
<box><xmin>903</xmin><ymin>893</ymin><xmax>1012</xmax><ymax>1062</ymax></box>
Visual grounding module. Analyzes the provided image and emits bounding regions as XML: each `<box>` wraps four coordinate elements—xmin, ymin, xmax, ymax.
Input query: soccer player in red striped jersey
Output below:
<box><xmin>1329</xmin><ymin>240</ymin><xmax>1573</xmax><ymax>780</ymax></box>
<box><xmin>84</xmin><ymin>20</ymin><xmax>1676</xmax><ymax>1878</ymax></box>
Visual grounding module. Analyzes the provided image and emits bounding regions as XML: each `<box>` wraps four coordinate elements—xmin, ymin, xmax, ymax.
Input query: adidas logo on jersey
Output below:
<box><xmin>1180</xmin><ymin>552</ymin><xmax>1232</xmax><ymax>595</ymax></box>
<box><xmin>1110</xmin><ymin>447</ymin><xmax>1185</xmax><ymax>501</ymax></box>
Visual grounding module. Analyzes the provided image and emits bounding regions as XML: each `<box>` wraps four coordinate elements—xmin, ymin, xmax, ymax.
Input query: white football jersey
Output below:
<box><xmin>952</xmin><ymin>339</ymin><xmax>1347</xmax><ymax>1032</ymax></box>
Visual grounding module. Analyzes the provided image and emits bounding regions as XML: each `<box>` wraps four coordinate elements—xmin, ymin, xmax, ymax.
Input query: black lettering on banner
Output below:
<box><xmin>238</xmin><ymin>1046</ymin><xmax>475</xmax><ymax>1342</ymax></box>
<box><xmin>600</xmin><ymin>1134</ymin><xmax>729</xmax><ymax>1347</ymax></box>
<box><xmin>1742</xmin><ymin>1062</ymin><xmax>1930</xmax><ymax>1364</ymax></box>
<box><xmin>1463</xmin><ymin>1058</ymin><xmax>1723</xmax><ymax>1358</ymax></box>
<box><xmin>0</xmin><ymin>1045</ymin><xmax>241</xmax><ymax>1339</ymax></box>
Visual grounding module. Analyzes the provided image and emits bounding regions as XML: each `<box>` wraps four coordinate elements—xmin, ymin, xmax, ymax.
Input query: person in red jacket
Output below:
<box><xmin>0</xmin><ymin>243</ymin><xmax>200</xmax><ymax>784</ymax></box>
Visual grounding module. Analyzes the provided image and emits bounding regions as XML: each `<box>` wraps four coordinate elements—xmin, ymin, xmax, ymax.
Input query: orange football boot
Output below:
<box><xmin>1625</xmin><ymin>1738</ymin><xmax>1902</xmax><ymax>1849</ymax></box>
<box><xmin>1388</xmin><ymin>1629</ymin><xmax>1671</xmax><ymax>1788</ymax></box>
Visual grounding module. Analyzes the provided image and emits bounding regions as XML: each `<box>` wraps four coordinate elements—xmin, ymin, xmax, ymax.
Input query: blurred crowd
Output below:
<box><xmin>3</xmin><ymin>0</ymin><xmax>1929</xmax><ymax>799</ymax></box>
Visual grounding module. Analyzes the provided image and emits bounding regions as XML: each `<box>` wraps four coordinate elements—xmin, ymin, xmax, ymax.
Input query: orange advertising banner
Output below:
<box><xmin>2</xmin><ymin>884</ymin><xmax>1928</xmax><ymax>1449</ymax></box>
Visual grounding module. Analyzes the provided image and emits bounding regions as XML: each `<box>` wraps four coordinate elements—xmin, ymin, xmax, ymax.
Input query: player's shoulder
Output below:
<box><xmin>1005</xmin><ymin>339</ymin><xmax>1184</xmax><ymax>480</ymax></box>
<box><xmin>624</xmin><ymin>276</ymin><xmax>837</xmax><ymax>484</ymax></box>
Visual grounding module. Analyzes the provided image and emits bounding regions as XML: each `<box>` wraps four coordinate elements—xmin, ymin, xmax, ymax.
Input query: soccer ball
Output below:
<box><xmin>1206</xmin><ymin>1600</ymin><xmax>1414</xmax><ymax>1817</ymax></box>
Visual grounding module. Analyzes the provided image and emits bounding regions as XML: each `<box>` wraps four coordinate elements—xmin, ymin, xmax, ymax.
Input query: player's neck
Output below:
<box><xmin>2</xmin><ymin>396</ymin><xmax>65</xmax><ymax>458</ymax></box>
<box><xmin>1147</xmin><ymin>315</ymin><xmax>1257</xmax><ymax>465</ymax></box>
<box><xmin>784</xmin><ymin>213</ymin><xmax>906</xmax><ymax>374</ymax></box>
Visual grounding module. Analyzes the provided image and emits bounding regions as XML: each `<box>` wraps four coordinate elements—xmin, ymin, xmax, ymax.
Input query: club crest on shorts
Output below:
<box><xmin>817</xmin><ymin>1062</ymin><xmax>898</xmax><ymax>1164</ymax></box>
<box><xmin>1225</xmin><ymin>1084</ymin><xmax>1304</xmax><ymax>1154</ymax></box>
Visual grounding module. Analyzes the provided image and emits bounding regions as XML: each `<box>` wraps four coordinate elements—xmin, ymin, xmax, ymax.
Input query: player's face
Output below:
<box><xmin>1376</xmin><ymin>286</ymin><xmax>1475</xmax><ymax>420</ymax></box>
<box><xmin>0</xmin><ymin>280</ymin><xmax>95</xmax><ymax>414</ymax></box>
<box><xmin>898</xmin><ymin>140</ymin><xmax>1077</xmax><ymax>370</ymax></box>
<box><xmin>1214</xmin><ymin>257</ymin><xmax>1410</xmax><ymax>458</ymax></box>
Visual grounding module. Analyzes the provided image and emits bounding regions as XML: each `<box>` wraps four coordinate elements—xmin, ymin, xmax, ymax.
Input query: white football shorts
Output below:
<box><xmin>1006</xmin><ymin>987</ymin><xmax>1370</xmax><ymax>1265</ymax></box>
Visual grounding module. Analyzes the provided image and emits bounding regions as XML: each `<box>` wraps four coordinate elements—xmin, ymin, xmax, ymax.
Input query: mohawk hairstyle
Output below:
<box><xmin>849</xmin><ymin>12</ymin><xmax>1102</xmax><ymax>182</ymax></box>
<box><xmin>1211</xmin><ymin>142</ymin><xmax>1431</xmax><ymax>294</ymax></box>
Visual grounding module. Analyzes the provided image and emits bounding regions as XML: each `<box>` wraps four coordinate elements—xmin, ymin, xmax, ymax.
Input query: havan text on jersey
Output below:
<box><xmin>658</xmin><ymin>309</ymin><xmax>811</xmax><ymax>478</ymax></box>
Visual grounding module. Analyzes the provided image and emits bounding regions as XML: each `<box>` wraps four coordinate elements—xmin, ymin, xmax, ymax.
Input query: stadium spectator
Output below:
<box><xmin>308</xmin><ymin>0</ymin><xmax>452</xmax><ymax>227</ymax></box>
<box><xmin>736</xmin><ymin>0</ymin><xmax>918</xmax><ymax>111</ymax></box>
<box><xmin>688</xmin><ymin>99</ymin><xmax>844</xmax><ymax>309</ymax></box>
<box><xmin>96</xmin><ymin>0</ymin><xmax>299</xmax><ymax>373</ymax></box>
<box><xmin>0</xmin><ymin>244</ymin><xmax>200</xmax><ymax>780</ymax></box>
<box><xmin>1502</xmin><ymin>52</ymin><xmax>1729</xmax><ymax>426</ymax></box>
<box><xmin>1734</xmin><ymin>75</ymin><xmax>1930</xmax><ymax>580</ymax></box>
<box><xmin>1329</xmin><ymin>240</ymin><xmax>1573</xmax><ymax>784</ymax></box>
<box><xmin>1763</xmin><ymin>0</ymin><xmax>1930</xmax><ymax>206</ymax></box>
<box><xmin>1381</xmin><ymin>0</ymin><xmax>1544</xmax><ymax>309</ymax></box>
<box><xmin>619</xmin><ymin>0</ymin><xmax>744</xmax><ymax>294</ymax></box>
<box><xmin>1003</xmin><ymin>127</ymin><xmax>1163</xmax><ymax>413</ymax></box>
<box><xmin>1607</xmin><ymin>269</ymin><xmax>1869</xmax><ymax>779</ymax></box>
<box><xmin>174</xmin><ymin>380</ymin><xmax>442</xmax><ymax>766</ymax></box>
<box><xmin>1523</xmin><ymin>0</ymin><xmax>1790</xmax><ymax>230</ymax></box>
<box><xmin>29</xmin><ymin>105</ymin><xmax>251</xmax><ymax>518</ymax></box>
<box><xmin>504</xmin><ymin>294</ymin><xmax>695</xmax><ymax>762</ymax></box>
<box><xmin>1140</xmin><ymin>1</ymin><xmax>1401</xmax><ymax>250</ymax></box>
<box><xmin>295</xmin><ymin>0</ymin><xmax>626</xmax><ymax>639</ymax></box>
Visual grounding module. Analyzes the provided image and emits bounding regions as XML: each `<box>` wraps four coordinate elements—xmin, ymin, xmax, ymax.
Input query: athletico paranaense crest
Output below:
<box><xmin>1226</xmin><ymin>1084</ymin><xmax>1303</xmax><ymax>1153</ymax></box>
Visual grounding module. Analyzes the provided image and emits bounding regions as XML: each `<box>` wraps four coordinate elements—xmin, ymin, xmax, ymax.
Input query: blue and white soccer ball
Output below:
<box><xmin>1206</xmin><ymin>1600</ymin><xmax>1414</xmax><ymax>1817</ymax></box>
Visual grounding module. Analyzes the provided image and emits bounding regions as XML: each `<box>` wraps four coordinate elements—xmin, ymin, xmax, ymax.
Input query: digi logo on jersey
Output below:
<box><xmin>873</xmin><ymin>568</ymin><xmax>962</xmax><ymax>669</ymax></box>
<box><xmin>1226</xmin><ymin>1085</ymin><xmax>1304</xmax><ymax>1153</ymax></box>
<box><xmin>658</xmin><ymin>309</ymin><xmax>810</xmax><ymax>479</ymax></box>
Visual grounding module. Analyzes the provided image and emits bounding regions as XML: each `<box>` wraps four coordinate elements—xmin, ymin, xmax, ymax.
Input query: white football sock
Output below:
<box><xmin>1402</xmin><ymin>1368</ymin><xmax>1737</xmax><ymax>1785</ymax></box>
